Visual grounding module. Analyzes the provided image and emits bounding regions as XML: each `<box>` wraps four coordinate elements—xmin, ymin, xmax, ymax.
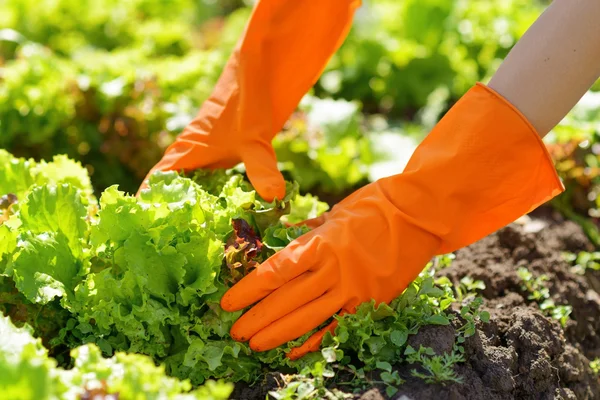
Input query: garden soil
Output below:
<box><xmin>231</xmin><ymin>209</ymin><xmax>600</xmax><ymax>400</ymax></box>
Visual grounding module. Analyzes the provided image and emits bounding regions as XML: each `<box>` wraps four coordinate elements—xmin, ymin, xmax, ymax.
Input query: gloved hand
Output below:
<box><xmin>220</xmin><ymin>83</ymin><xmax>564</xmax><ymax>359</ymax></box>
<box><xmin>139</xmin><ymin>0</ymin><xmax>361</xmax><ymax>201</ymax></box>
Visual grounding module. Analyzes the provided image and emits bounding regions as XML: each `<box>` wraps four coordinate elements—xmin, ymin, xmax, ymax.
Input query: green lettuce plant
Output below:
<box><xmin>0</xmin><ymin>314</ymin><xmax>232</xmax><ymax>400</ymax></box>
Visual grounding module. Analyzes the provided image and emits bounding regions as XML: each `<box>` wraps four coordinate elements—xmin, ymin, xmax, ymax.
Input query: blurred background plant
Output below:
<box><xmin>0</xmin><ymin>0</ymin><xmax>250</xmax><ymax>193</ymax></box>
<box><xmin>1</xmin><ymin>0</ymin><xmax>599</xmax><ymax>237</ymax></box>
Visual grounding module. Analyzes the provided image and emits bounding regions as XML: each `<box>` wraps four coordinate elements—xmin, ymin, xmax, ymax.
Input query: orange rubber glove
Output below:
<box><xmin>220</xmin><ymin>83</ymin><xmax>564</xmax><ymax>359</ymax></box>
<box><xmin>139</xmin><ymin>0</ymin><xmax>361</xmax><ymax>201</ymax></box>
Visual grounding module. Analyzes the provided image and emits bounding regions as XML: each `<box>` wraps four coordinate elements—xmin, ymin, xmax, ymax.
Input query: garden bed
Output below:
<box><xmin>2</xmin><ymin>149</ymin><xmax>600</xmax><ymax>400</ymax></box>
<box><xmin>233</xmin><ymin>212</ymin><xmax>600</xmax><ymax>400</ymax></box>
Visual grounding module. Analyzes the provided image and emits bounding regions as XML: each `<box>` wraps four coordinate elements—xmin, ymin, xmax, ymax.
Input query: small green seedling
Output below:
<box><xmin>454</xmin><ymin>276</ymin><xmax>486</xmax><ymax>303</ymax></box>
<box><xmin>563</xmin><ymin>251</ymin><xmax>600</xmax><ymax>275</ymax></box>
<box><xmin>375</xmin><ymin>361</ymin><xmax>404</xmax><ymax>397</ymax></box>
<box><xmin>268</xmin><ymin>361</ymin><xmax>351</xmax><ymax>400</ymax></box>
<box><xmin>590</xmin><ymin>358</ymin><xmax>600</xmax><ymax>376</ymax></box>
<box><xmin>517</xmin><ymin>267</ymin><xmax>550</xmax><ymax>301</ymax></box>
<box><xmin>456</xmin><ymin>297</ymin><xmax>490</xmax><ymax>347</ymax></box>
<box><xmin>404</xmin><ymin>345</ymin><xmax>464</xmax><ymax>385</ymax></box>
<box><xmin>517</xmin><ymin>267</ymin><xmax>572</xmax><ymax>327</ymax></box>
<box><xmin>431</xmin><ymin>253</ymin><xmax>456</xmax><ymax>270</ymax></box>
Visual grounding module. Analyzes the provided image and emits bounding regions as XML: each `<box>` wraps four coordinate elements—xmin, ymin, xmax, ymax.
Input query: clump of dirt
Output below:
<box><xmin>443</xmin><ymin>217</ymin><xmax>600</xmax><ymax>362</ymax></box>
<box><xmin>233</xmin><ymin>215</ymin><xmax>600</xmax><ymax>400</ymax></box>
<box><xmin>230</xmin><ymin>373</ymin><xmax>280</xmax><ymax>400</ymax></box>
<box><xmin>383</xmin><ymin>216</ymin><xmax>600</xmax><ymax>400</ymax></box>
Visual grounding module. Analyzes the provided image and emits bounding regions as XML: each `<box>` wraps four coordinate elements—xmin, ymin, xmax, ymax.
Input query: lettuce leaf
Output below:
<box><xmin>19</xmin><ymin>184</ymin><xmax>88</xmax><ymax>258</ymax></box>
<box><xmin>0</xmin><ymin>150</ymin><xmax>37</xmax><ymax>200</ymax></box>
<box><xmin>72</xmin><ymin>170</ymin><xmax>328</xmax><ymax>384</ymax></box>
<box><xmin>63</xmin><ymin>343</ymin><xmax>233</xmax><ymax>400</ymax></box>
<box><xmin>3</xmin><ymin>184</ymin><xmax>89</xmax><ymax>305</ymax></box>
<box><xmin>0</xmin><ymin>225</ymin><xmax>16</xmax><ymax>263</ymax></box>
<box><xmin>0</xmin><ymin>150</ymin><xmax>331</xmax><ymax>387</ymax></box>
<box><xmin>0</xmin><ymin>314</ymin><xmax>233</xmax><ymax>400</ymax></box>
<box><xmin>0</xmin><ymin>314</ymin><xmax>59</xmax><ymax>400</ymax></box>
<box><xmin>0</xmin><ymin>150</ymin><xmax>94</xmax><ymax>203</ymax></box>
<box><xmin>8</xmin><ymin>232</ymin><xmax>82</xmax><ymax>305</ymax></box>
<box><xmin>32</xmin><ymin>155</ymin><xmax>93</xmax><ymax>197</ymax></box>
<box><xmin>284</xmin><ymin>193</ymin><xmax>329</xmax><ymax>225</ymax></box>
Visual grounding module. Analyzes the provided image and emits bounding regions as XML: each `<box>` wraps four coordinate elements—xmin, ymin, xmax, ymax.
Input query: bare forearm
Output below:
<box><xmin>488</xmin><ymin>0</ymin><xmax>600</xmax><ymax>137</ymax></box>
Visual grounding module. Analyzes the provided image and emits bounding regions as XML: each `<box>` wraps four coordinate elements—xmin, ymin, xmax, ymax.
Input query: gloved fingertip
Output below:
<box><xmin>258</xmin><ymin>179</ymin><xmax>286</xmax><ymax>203</ymax></box>
<box><xmin>286</xmin><ymin>346</ymin><xmax>311</xmax><ymax>361</ymax></box>
<box><xmin>249</xmin><ymin>336</ymin><xmax>278</xmax><ymax>353</ymax></box>
<box><xmin>246</xmin><ymin>168</ymin><xmax>286</xmax><ymax>202</ymax></box>
<box><xmin>230</xmin><ymin>331</ymin><xmax>248</xmax><ymax>343</ymax></box>
<box><xmin>228</xmin><ymin>319</ymin><xmax>251</xmax><ymax>343</ymax></box>
<box><xmin>286</xmin><ymin>320</ymin><xmax>338</xmax><ymax>361</ymax></box>
<box><xmin>219</xmin><ymin>291</ymin><xmax>239</xmax><ymax>312</ymax></box>
<box><xmin>298</xmin><ymin>214</ymin><xmax>328</xmax><ymax>229</ymax></box>
<box><xmin>242</xmin><ymin>141</ymin><xmax>286</xmax><ymax>201</ymax></box>
<box><xmin>286</xmin><ymin>338</ymin><xmax>320</xmax><ymax>360</ymax></box>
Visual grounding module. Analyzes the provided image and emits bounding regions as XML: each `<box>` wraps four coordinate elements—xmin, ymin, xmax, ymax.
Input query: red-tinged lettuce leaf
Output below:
<box><xmin>223</xmin><ymin>219</ymin><xmax>263</xmax><ymax>285</ymax></box>
<box><xmin>0</xmin><ymin>193</ymin><xmax>18</xmax><ymax>212</ymax></box>
<box><xmin>0</xmin><ymin>194</ymin><xmax>17</xmax><ymax>227</ymax></box>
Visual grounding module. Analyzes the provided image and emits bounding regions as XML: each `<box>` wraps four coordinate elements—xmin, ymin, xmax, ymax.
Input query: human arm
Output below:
<box><xmin>488</xmin><ymin>0</ymin><xmax>600</xmax><ymax>137</ymax></box>
<box><xmin>220</xmin><ymin>0</ymin><xmax>600</xmax><ymax>359</ymax></box>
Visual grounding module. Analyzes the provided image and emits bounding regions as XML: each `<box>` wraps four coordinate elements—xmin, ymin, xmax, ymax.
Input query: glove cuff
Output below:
<box><xmin>378</xmin><ymin>83</ymin><xmax>564</xmax><ymax>254</ymax></box>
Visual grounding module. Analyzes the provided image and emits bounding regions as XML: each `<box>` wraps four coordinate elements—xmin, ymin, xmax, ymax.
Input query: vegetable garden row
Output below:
<box><xmin>2</xmin><ymin>0</ymin><xmax>600</xmax><ymax>399</ymax></box>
